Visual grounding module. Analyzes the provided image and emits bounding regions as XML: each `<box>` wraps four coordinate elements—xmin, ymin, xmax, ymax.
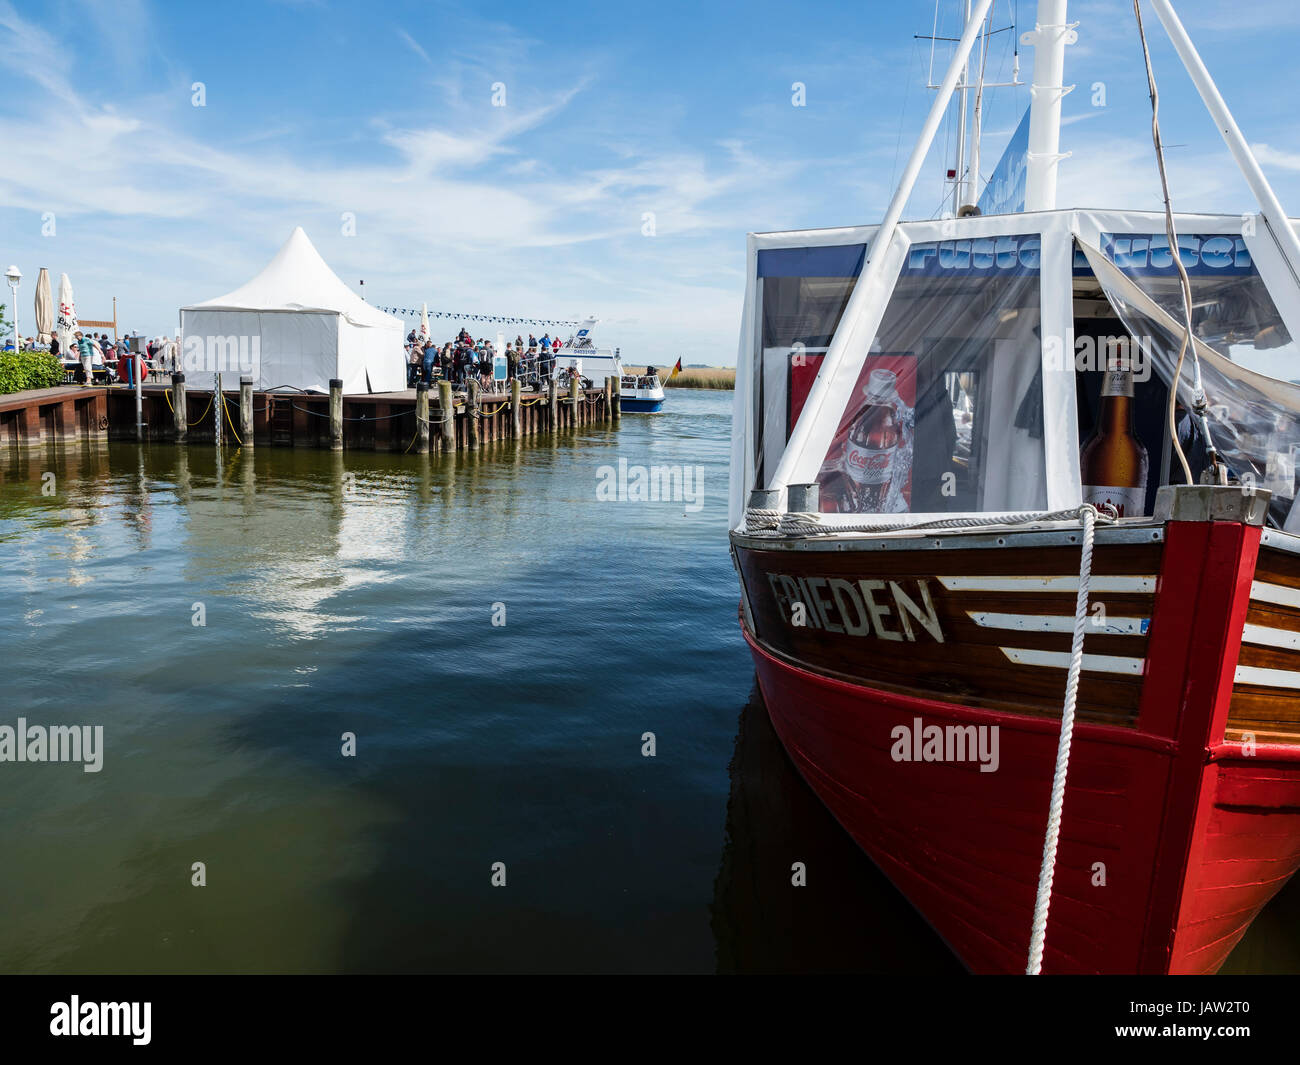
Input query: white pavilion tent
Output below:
<box><xmin>179</xmin><ymin>227</ymin><xmax>405</xmax><ymax>393</ymax></box>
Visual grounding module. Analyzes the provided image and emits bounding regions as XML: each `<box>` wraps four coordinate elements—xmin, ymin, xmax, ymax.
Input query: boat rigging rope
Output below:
<box><xmin>1027</xmin><ymin>503</ymin><xmax>1101</xmax><ymax>974</ymax></box>
<box><xmin>1133</xmin><ymin>0</ymin><xmax>1223</xmax><ymax>487</ymax></box>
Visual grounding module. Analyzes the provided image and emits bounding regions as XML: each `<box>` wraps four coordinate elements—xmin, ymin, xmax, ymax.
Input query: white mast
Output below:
<box><xmin>770</xmin><ymin>0</ymin><xmax>996</xmax><ymax>493</ymax></box>
<box><xmin>1023</xmin><ymin>0</ymin><xmax>1075</xmax><ymax>212</ymax></box>
<box><xmin>962</xmin><ymin>6</ymin><xmax>989</xmax><ymax>213</ymax></box>
<box><xmin>1148</xmin><ymin>0</ymin><xmax>1300</xmax><ymax>281</ymax></box>
<box><xmin>952</xmin><ymin>0</ymin><xmax>972</xmax><ymax>214</ymax></box>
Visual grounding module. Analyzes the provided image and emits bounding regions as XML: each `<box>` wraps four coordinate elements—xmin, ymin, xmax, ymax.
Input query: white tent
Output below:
<box><xmin>179</xmin><ymin>227</ymin><xmax>405</xmax><ymax>393</ymax></box>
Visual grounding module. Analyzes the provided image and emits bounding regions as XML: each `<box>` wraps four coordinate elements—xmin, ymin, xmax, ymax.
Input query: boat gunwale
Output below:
<box><xmin>730</xmin><ymin>519</ymin><xmax>1166</xmax><ymax>553</ymax></box>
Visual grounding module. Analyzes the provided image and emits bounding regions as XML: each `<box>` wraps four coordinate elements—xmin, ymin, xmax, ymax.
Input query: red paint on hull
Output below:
<box><xmin>737</xmin><ymin>517</ymin><xmax>1300</xmax><ymax>974</ymax></box>
<box><xmin>746</xmin><ymin>630</ymin><xmax>1175</xmax><ymax>973</ymax></box>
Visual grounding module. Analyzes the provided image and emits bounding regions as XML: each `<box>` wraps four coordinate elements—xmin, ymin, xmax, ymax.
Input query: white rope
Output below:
<box><xmin>743</xmin><ymin>505</ymin><xmax>1114</xmax><ymax>537</ymax></box>
<box><xmin>1026</xmin><ymin>503</ymin><xmax>1099</xmax><ymax>974</ymax></box>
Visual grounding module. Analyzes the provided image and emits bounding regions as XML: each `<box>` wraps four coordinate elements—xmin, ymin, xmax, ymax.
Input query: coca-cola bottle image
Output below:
<box><xmin>841</xmin><ymin>369</ymin><xmax>901</xmax><ymax>513</ymax></box>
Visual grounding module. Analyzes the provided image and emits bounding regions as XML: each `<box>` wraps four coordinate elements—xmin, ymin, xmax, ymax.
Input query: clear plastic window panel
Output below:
<box><xmin>815</xmin><ymin>239</ymin><xmax>1047</xmax><ymax>515</ymax></box>
<box><xmin>1100</xmin><ymin>233</ymin><xmax>1299</xmax><ymax>381</ymax></box>
<box><xmin>1085</xmin><ymin>244</ymin><xmax>1300</xmax><ymax>528</ymax></box>
<box><xmin>753</xmin><ymin>243</ymin><xmax>866</xmax><ymax>493</ymax></box>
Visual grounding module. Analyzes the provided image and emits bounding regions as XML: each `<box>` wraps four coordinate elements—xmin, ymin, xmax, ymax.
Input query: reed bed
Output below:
<box><xmin>665</xmin><ymin>367</ymin><xmax>735</xmax><ymax>390</ymax></box>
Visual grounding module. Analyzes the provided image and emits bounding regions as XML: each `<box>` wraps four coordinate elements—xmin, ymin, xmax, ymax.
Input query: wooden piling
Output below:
<box><xmin>437</xmin><ymin>380</ymin><xmax>454</xmax><ymax>451</ymax></box>
<box><xmin>240</xmin><ymin>376</ymin><xmax>254</xmax><ymax>447</ymax></box>
<box><xmin>570</xmin><ymin>372</ymin><xmax>581</xmax><ymax>427</ymax></box>
<box><xmin>416</xmin><ymin>383</ymin><xmax>430</xmax><ymax>454</ymax></box>
<box><xmin>603</xmin><ymin>377</ymin><xmax>612</xmax><ymax>422</ymax></box>
<box><xmin>548</xmin><ymin>377</ymin><xmax>558</xmax><ymax>429</ymax></box>
<box><xmin>172</xmin><ymin>373</ymin><xmax>187</xmax><ymax>443</ymax></box>
<box><xmin>611</xmin><ymin>374</ymin><xmax>621</xmax><ymax>422</ymax></box>
<box><xmin>511</xmin><ymin>377</ymin><xmax>522</xmax><ymax>438</ymax></box>
<box><xmin>329</xmin><ymin>378</ymin><xmax>343</xmax><ymax>451</ymax></box>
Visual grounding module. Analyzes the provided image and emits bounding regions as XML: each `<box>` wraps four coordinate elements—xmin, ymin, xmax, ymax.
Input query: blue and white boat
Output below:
<box><xmin>554</xmin><ymin>319</ymin><xmax>666</xmax><ymax>413</ymax></box>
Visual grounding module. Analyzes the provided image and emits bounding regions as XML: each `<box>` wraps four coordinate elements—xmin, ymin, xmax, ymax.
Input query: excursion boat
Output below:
<box><xmin>729</xmin><ymin>0</ymin><xmax>1300</xmax><ymax>975</ymax></box>
<box><xmin>553</xmin><ymin>319</ymin><xmax>667</xmax><ymax>413</ymax></box>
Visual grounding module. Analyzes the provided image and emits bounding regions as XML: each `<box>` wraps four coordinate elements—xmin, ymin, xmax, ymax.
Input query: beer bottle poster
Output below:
<box><xmin>817</xmin><ymin>354</ymin><xmax>916</xmax><ymax>514</ymax></box>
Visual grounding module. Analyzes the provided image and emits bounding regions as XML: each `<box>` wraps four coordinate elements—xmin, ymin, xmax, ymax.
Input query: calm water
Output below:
<box><xmin>0</xmin><ymin>389</ymin><xmax>1295</xmax><ymax>973</ymax></box>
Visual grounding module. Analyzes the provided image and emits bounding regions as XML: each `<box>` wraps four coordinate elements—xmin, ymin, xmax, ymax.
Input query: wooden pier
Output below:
<box><xmin>0</xmin><ymin>374</ymin><xmax>621</xmax><ymax>454</ymax></box>
<box><xmin>0</xmin><ymin>386</ymin><xmax>110</xmax><ymax>451</ymax></box>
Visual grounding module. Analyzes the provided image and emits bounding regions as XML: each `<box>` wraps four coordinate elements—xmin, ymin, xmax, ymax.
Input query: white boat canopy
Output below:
<box><xmin>730</xmin><ymin>208</ymin><xmax>1300</xmax><ymax>531</ymax></box>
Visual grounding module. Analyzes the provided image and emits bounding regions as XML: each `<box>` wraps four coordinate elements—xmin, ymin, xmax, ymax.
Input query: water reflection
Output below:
<box><xmin>712</xmin><ymin>687</ymin><xmax>961</xmax><ymax>974</ymax></box>
<box><xmin>716</xmin><ymin>686</ymin><xmax>1300</xmax><ymax>974</ymax></box>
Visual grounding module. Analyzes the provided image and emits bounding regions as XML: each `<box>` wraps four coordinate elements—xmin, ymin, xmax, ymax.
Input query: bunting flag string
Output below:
<box><xmin>376</xmin><ymin>306</ymin><xmax>581</xmax><ymax>329</ymax></box>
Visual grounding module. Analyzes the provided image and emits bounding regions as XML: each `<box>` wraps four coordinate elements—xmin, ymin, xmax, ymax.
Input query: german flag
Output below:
<box><xmin>662</xmin><ymin>357</ymin><xmax>682</xmax><ymax>385</ymax></box>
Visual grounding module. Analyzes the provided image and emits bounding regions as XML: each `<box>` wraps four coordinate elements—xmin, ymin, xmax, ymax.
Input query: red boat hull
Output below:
<box><xmin>734</xmin><ymin>514</ymin><xmax>1300</xmax><ymax>974</ymax></box>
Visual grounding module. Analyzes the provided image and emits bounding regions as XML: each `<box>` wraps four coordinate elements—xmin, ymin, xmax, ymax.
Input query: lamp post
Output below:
<box><xmin>4</xmin><ymin>265</ymin><xmax>21</xmax><ymax>353</ymax></box>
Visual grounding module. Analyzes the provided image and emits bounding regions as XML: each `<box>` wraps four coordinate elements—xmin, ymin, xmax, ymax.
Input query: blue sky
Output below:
<box><xmin>4</xmin><ymin>0</ymin><xmax>1300</xmax><ymax>365</ymax></box>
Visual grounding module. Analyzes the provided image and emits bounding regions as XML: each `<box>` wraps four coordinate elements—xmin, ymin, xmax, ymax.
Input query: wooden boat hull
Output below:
<box><xmin>732</xmin><ymin>510</ymin><xmax>1300</xmax><ymax>974</ymax></box>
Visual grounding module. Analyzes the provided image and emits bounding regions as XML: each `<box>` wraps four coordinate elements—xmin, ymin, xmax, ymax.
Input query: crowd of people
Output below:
<box><xmin>405</xmin><ymin>327</ymin><xmax>565</xmax><ymax>390</ymax></box>
<box><xmin>10</xmin><ymin>321</ymin><xmax>580</xmax><ymax>392</ymax></box>
<box><xmin>16</xmin><ymin>331</ymin><xmax>178</xmax><ymax>385</ymax></box>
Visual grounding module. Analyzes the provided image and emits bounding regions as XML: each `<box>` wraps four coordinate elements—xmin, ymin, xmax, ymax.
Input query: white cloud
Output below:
<box><xmin>0</xmin><ymin>2</ymin><xmax>770</xmax><ymax>364</ymax></box>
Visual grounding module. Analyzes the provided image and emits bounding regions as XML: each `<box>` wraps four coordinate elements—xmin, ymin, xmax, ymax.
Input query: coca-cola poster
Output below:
<box><xmin>817</xmin><ymin>354</ymin><xmax>916</xmax><ymax>514</ymax></box>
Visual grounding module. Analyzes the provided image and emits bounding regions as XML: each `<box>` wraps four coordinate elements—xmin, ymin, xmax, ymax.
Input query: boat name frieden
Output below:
<box><xmin>766</xmin><ymin>573</ymin><xmax>945</xmax><ymax>643</ymax></box>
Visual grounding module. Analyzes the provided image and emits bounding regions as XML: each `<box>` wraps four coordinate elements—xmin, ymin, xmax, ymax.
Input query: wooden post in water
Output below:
<box><xmin>570</xmin><ymin>371</ymin><xmax>581</xmax><ymax>426</ymax></box>
<box><xmin>467</xmin><ymin>379</ymin><xmax>480</xmax><ymax>450</ymax></box>
<box><xmin>172</xmin><ymin>372</ymin><xmax>187</xmax><ymax>443</ymax></box>
<box><xmin>547</xmin><ymin>377</ymin><xmax>558</xmax><ymax>429</ymax></box>
<box><xmin>611</xmin><ymin>374</ymin><xmax>621</xmax><ymax>423</ymax></box>
<box><xmin>603</xmin><ymin>377</ymin><xmax>612</xmax><ymax>423</ymax></box>
<box><xmin>240</xmin><ymin>376</ymin><xmax>254</xmax><ymax>447</ymax></box>
<box><xmin>510</xmin><ymin>377</ymin><xmax>522</xmax><ymax>438</ymax></box>
<box><xmin>329</xmin><ymin>378</ymin><xmax>343</xmax><ymax>451</ymax></box>
<box><xmin>416</xmin><ymin>383</ymin><xmax>430</xmax><ymax>454</ymax></box>
<box><xmin>437</xmin><ymin>380</ymin><xmax>454</xmax><ymax>451</ymax></box>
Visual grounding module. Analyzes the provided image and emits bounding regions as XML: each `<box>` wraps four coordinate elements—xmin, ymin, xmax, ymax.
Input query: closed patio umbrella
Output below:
<box><xmin>34</xmin><ymin>267</ymin><xmax>53</xmax><ymax>345</ymax></box>
<box><xmin>419</xmin><ymin>302</ymin><xmax>430</xmax><ymax>344</ymax></box>
<box><xmin>56</xmin><ymin>272</ymin><xmax>76</xmax><ymax>353</ymax></box>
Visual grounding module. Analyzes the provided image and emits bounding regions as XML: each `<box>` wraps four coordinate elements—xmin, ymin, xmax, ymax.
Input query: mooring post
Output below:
<box><xmin>547</xmin><ymin>377</ymin><xmax>558</xmax><ymax>429</ymax></box>
<box><xmin>570</xmin><ymin>371</ymin><xmax>581</xmax><ymax>427</ymax></box>
<box><xmin>437</xmin><ymin>380</ymin><xmax>454</xmax><ymax>451</ymax></box>
<box><xmin>603</xmin><ymin>377</ymin><xmax>612</xmax><ymax>422</ymax></box>
<box><xmin>510</xmin><ymin>377</ymin><xmax>522</xmax><ymax>438</ymax></box>
<box><xmin>172</xmin><ymin>372</ymin><xmax>187</xmax><ymax>443</ymax></box>
<box><xmin>329</xmin><ymin>378</ymin><xmax>343</xmax><ymax>451</ymax></box>
<box><xmin>416</xmin><ymin>383</ymin><xmax>430</xmax><ymax>454</ymax></box>
<box><xmin>467</xmin><ymin>379</ymin><xmax>480</xmax><ymax>450</ymax></box>
<box><xmin>240</xmin><ymin>376</ymin><xmax>254</xmax><ymax>447</ymax></box>
<box><xmin>611</xmin><ymin>374</ymin><xmax>621</xmax><ymax>423</ymax></box>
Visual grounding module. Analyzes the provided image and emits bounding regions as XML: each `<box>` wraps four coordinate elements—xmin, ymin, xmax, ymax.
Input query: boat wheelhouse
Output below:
<box><xmin>729</xmin><ymin>0</ymin><xmax>1300</xmax><ymax>975</ymax></box>
<box><xmin>555</xmin><ymin>321</ymin><xmax>666</xmax><ymax>413</ymax></box>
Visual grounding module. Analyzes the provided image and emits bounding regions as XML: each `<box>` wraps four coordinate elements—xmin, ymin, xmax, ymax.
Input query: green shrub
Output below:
<box><xmin>0</xmin><ymin>350</ymin><xmax>67</xmax><ymax>394</ymax></box>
